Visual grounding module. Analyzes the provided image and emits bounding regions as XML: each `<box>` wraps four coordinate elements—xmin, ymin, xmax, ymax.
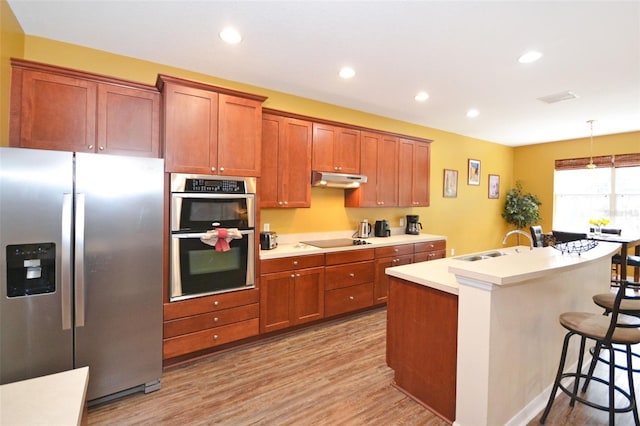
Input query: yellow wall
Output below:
<box><xmin>0</xmin><ymin>0</ymin><xmax>25</xmax><ymax>146</ymax></box>
<box><xmin>514</xmin><ymin>131</ymin><xmax>640</xmax><ymax>233</ymax></box>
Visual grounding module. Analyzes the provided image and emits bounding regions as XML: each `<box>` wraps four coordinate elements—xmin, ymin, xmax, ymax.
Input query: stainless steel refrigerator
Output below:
<box><xmin>0</xmin><ymin>147</ymin><xmax>164</xmax><ymax>402</ymax></box>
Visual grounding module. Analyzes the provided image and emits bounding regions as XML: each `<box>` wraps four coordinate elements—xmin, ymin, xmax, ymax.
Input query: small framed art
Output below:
<box><xmin>488</xmin><ymin>174</ymin><xmax>500</xmax><ymax>199</ymax></box>
<box><xmin>468</xmin><ymin>159</ymin><xmax>480</xmax><ymax>185</ymax></box>
<box><xmin>443</xmin><ymin>169</ymin><xmax>458</xmax><ymax>198</ymax></box>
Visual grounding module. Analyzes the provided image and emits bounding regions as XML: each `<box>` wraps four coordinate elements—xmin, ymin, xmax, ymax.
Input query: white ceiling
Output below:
<box><xmin>7</xmin><ymin>0</ymin><xmax>640</xmax><ymax>146</ymax></box>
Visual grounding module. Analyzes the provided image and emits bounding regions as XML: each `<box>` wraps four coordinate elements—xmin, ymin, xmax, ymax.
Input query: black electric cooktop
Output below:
<box><xmin>301</xmin><ymin>238</ymin><xmax>371</xmax><ymax>248</ymax></box>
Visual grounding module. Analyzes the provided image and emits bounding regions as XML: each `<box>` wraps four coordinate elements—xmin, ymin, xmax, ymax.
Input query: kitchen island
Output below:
<box><xmin>385</xmin><ymin>242</ymin><xmax>620</xmax><ymax>426</ymax></box>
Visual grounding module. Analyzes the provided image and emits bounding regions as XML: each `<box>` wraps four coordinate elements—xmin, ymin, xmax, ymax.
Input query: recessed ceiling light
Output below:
<box><xmin>220</xmin><ymin>27</ymin><xmax>242</xmax><ymax>44</ymax></box>
<box><xmin>518</xmin><ymin>51</ymin><xmax>542</xmax><ymax>64</ymax></box>
<box><xmin>466</xmin><ymin>109</ymin><xmax>479</xmax><ymax>118</ymax></box>
<box><xmin>414</xmin><ymin>91</ymin><xmax>430</xmax><ymax>102</ymax></box>
<box><xmin>339</xmin><ymin>67</ymin><xmax>356</xmax><ymax>79</ymax></box>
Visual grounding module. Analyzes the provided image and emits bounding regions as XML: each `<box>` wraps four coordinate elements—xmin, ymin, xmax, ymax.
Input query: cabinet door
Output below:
<box><xmin>218</xmin><ymin>94</ymin><xmax>262</xmax><ymax>176</ymax></box>
<box><xmin>335</xmin><ymin>127</ymin><xmax>361</xmax><ymax>173</ymax></box>
<box><xmin>374</xmin><ymin>254</ymin><xmax>413</xmax><ymax>304</ymax></box>
<box><xmin>312</xmin><ymin>123</ymin><xmax>337</xmax><ymax>172</ymax></box>
<box><xmin>16</xmin><ymin>69</ymin><xmax>97</xmax><ymax>152</ymax></box>
<box><xmin>378</xmin><ymin>134</ymin><xmax>399</xmax><ymax>206</ymax></box>
<box><xmin>260</xmin><ymin>271</ymin><xmax>294</xmax><ymax>333</ymax></box>
<box><xmin>163</xmin><ymin>82</ymin><xmax>218</xmax><ymax>173</ymax></box>
<box><xmin>398</xmin><ymin>138</ymin><xmax>431</xmax><ymax>207</ymax></box>
<box><xmin>260</xmin><ymin>115</ymin><xmax>281</xmax><ymax>207</ymax></box>
<box><xmin>293</xmin><ymin>267</ymin><xmax>324</xmax><ymax>325</ymax></box>
<box><xmin>97</xmin><ymin>84</ymin><xmax>160</xmax><ymax>157</ymax></box>
<box><xmin>348</xmin><ymin>131</ymin><xmax>379</xmax><ymax>207</ymax></box>
<box><xmin>412</xmin><ymin>141</ymin><xmax>431</xmax><ymax>206</ymax></box>
<box><xmin>280</xmin><ymin>117</ymin><xmax>312</xmax><ymax>207</ymax></box>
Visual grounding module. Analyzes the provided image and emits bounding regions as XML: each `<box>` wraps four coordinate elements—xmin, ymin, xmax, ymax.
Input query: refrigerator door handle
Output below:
<box><xmin>75</xmin><ymin>193</ymin><xmax>86</xmax><ymax>328</ymax></box>
<box><xmin>61</xmin><ymin>193</ymin><xmax>73</xmax><ymax>330</ymax></box>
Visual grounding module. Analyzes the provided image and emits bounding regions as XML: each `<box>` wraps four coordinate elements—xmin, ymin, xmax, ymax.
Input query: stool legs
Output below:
<box><xmin>540</xmin><ymin>332</ymin><xmax>573</xmax><ymax>423</ymax></box>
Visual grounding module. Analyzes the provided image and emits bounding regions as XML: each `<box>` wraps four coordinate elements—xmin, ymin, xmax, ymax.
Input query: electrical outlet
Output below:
<box><xmin>399</xmin><ymin>218</ymin><xmax>405</xmax><ymax>227</ymax></box>
<box><xmin>264</xmin><ymin>223</ymin><xmax>270</xmax><ymax>232</ymax></box>
<box><xmin>450</xmin><ymin>248</ymin><xmax>455</xmax><ymax>256</ymax></box>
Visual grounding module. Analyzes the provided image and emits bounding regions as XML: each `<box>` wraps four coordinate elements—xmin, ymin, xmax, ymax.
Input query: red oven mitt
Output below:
<box><xmin>215</xmin><ymin>228</ymin><xmax>230</xmax><ymax>252</ymax></box>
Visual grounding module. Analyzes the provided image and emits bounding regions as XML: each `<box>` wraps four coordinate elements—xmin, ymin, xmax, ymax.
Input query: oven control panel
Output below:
<box><xmin>185</xmin><ymin>178</ymin><xmax>246</xmax><ymax>193</ymax></box>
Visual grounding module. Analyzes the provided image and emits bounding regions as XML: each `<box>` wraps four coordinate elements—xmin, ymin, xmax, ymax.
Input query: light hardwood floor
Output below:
<box><xmin>88</xmin><ymin>307</ymin><xmax>638</xmax><ymax>425</ymax></box>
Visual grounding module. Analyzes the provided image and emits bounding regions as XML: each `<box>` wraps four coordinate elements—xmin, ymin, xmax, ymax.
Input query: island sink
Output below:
<box><xmin>456</xmin><ymin>250</ymin><xmax>509</xmax><ymax>261</ymax></box>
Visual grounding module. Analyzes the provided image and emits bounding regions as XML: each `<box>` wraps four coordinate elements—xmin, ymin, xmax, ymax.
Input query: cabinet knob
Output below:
<box><xmin>213</xmin><ymin>334</ymin><xmax>219</xmax><ymax>340</ymax></box>
<box><xmin>219</xmin><ymin>167</ymin><xmax>225</xmax><ymax>172</ymax></box>
<box><xmin>349</xmin><ymin>273</ymin><xmax>355</xmax><ymax>278</ymax></box>
<box><xmin>293</xmin><ymin>260</ymin><xmax>298</xmax><ymax>266</ymax></box>
<box><xmin>278</xmin><ymin>201</ymin><xmax>283</xmax><ymax>206</ymax></box>
<box><xmin>291</xmin><ymin>274</ymin><xmax>295</xmax><ymax>278</ymax></box>
<box><xmin>283</xmin><ymin>201</ymin><xmax>288</xmax><ymax>205</ymax></box>
<box><xmin>88</xmin><ymin>145</ymin><xmax>94</xmax><ymax>150</ymax></box>
<box><xmin>349</xmin><ymin>296</ymin><xmax>355</xmax><ymax>301</ymax></box>
<box><xmin>213</xmin><ymin>300</ymin><xmax>219</xmax><ymax>306</ymax></box>
<box><xmin>295</xmin><ymin>273</ymin><xmax>301</xmax><ymax>277</ymax></box>
<box><xmin>211</xmin><ymin>167</ymin><xmax>216</xmax><ymax>172</ymax></box>
<box><xmin>213</xmin><ymin>317</ymin><xmax>219</xmax><ymax>322</ymax></box>
<box><xmin>99</xmin><ymin>146</ymin><xmax>104</xmax><ymax>151</ymax></box>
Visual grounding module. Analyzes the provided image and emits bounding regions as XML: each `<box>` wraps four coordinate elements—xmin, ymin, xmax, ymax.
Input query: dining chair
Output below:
<box><xmin>551</xmin><ymin>230</ymin><xmax>587</xmax><ymax>244</ymax></box>
<box><xmin>530</xmin><ymin>225</ymin><xmax>544</xmax><ymax>247</ymax></box>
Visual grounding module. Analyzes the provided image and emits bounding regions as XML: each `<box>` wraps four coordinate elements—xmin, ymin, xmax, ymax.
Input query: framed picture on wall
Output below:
<box><xmin>488</xmin><ymin>174</ymin><xmax>500</xmax><ymax>199</ymax></box>
<box><xmin>443</xmin><ymin>169</ymin><xmax>458</xmax><ymax>198</ymax></box>
<box><xmin>468</xmin><ymin>159</ymin><xmax>481</xmax><ymax>185</ymax></box>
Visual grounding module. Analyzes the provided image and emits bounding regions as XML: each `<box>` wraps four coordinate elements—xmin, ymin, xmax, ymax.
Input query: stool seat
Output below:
<box><xmin>560</xmin><ymin>312</ymin><xmax>640</xmax><ymax>344</ymax></box>
<box><xmin>612</xmin><ymin>253</ymin><xmax>640</xmax><ymax>267</ymax></box>
<box><xmin>593</xmin><ymin>293</ymin><xmax>640</xmax><ymax>317</ymax></box>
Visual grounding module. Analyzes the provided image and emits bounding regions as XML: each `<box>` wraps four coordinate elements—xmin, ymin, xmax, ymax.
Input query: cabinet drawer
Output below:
<box><xmin>325</xmin><ymin>283</ymin><xmax>373</xmax><ymax>317</ymax></box>
<box><xmin>261</xmin><ymin>254</ymin><xmax>324</xmax><ymax>274</ymax></box>
<box><xmin>163</xmin><ymin>318</ymin><xmax>259</xmax><ymax>359</ymax></box>
<box><xmin>414</xmin><ymin>250</ymin><xmax>446</xmax><ymax>263</ymax></box>
<box><xmin>375</xmin><ymin>244</ymin><xmax>413</xmax><ymax>258</ymax></box>
<box><xmin>414</xmin><ymin>240</ymin><xmax>446</xmax><ymax>253</ymax></box>
<box><xmin>163</xmin><ymin>288</ymin><xmax>259</xmax><ymax>320</ymax></box>
<box><xmin>163</xmin><ymin>303</ymin><xmax>259</xmax><ymax>338</ymax></box>
<box><xmin>325</xmin><ymin>248</ymin><xmax>374</xmax><ymax>266</ymax></box>
<box><xmin>325</xmin><ymin>260</ymin><xmax>374</xmax><ymax>290</ymax></box>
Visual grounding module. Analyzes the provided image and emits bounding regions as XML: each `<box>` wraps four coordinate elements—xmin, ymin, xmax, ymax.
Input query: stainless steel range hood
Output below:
<box><xmin>311</xmin><ymin>171</ymin><xmax>367</xmax><ymax>189</ymax></box>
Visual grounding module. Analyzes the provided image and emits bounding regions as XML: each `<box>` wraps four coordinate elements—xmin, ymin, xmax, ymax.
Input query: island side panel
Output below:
<box><xmin>387</xmin><ymin>276</ymin><xmax>458</xmax><ymax>423</ymax></box>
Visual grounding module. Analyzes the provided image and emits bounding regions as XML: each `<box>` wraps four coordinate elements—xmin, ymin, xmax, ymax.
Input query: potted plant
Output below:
<box><xmin>502</xmin><ymin>181</ymin><xmax>542</xmax><ymax>241</ymax></box>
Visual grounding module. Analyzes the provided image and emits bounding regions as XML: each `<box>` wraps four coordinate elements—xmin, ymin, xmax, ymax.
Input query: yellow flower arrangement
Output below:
<box><xmin>589</xmin><ymin>218</ymin><xmax>610</xmax><ymax>227</ymax></box>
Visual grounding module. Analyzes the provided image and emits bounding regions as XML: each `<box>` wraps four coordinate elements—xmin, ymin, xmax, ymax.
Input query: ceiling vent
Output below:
<box><xmin>537</xmin><ymin>91</ymin><xmax>579</xmax><ymax>104</ymax></box>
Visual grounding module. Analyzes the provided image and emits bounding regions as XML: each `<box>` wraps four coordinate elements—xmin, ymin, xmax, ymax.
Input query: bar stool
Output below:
<box><xmin>540</xmin><ymin>280</ymin><xmax>640</xmax><ymax>425</ymax></box>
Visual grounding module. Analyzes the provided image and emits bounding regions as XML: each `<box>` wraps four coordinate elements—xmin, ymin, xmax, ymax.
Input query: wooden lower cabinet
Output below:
<box><xmin>374</xmin><ymin>244</ymin><xmax>414</xmax><ymax>304</ymax></box>
<box><xmin>162</xmin><ymin>289</ymin><xmax>260</xmax><ymax>360</ymax></box>
<box><xmin>260</xmin><ymin>254</ymin><xmax>325</xmax><ymax>333</ymax></box>
<box><xmin>414</xmin><ymin>240</ymin><xmax>446</xmax><ymax>262</ymax></box>
<box><xmin>387</xmin><ymin>276</ymin><xmax>458</xmax><ymax>424</ymax></box>
<box><xmin>325</xmin><ymin>282</ymin><xmax>374</xmax><ymax>317</ymax></box>
<box><xmin>324</xmin><ymin>249</ymin><xmax>375</xmax><ymax>317</ymax></box>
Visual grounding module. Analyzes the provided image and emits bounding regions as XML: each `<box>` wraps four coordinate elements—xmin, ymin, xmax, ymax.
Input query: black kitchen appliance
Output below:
<box><xmin>406</xmin><ymin>215</ymin><xmax>423</xmax><ymax>235</ymax></box>
<box><xmin>260</xmin><ymin>231</ymin><xmax>278</xmax><ymax>250</ymax></box>
<box><xmin>374</xmin><ymin>220</ymin><xmax>391</xmax><ymax>237</ymax></box>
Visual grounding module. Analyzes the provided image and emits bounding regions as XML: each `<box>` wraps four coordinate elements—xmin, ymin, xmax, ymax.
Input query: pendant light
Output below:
<box><xmin>586</xmin><ymin>119</ymin><xmax>596</xmax><ymax>169</ymax></box>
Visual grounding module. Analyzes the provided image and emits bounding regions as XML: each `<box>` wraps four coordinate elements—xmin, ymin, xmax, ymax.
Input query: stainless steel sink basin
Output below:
<box><xmin>457</xmin><ymin>251</ymin><xmax>509</xmax><ymax>261</ymax></box>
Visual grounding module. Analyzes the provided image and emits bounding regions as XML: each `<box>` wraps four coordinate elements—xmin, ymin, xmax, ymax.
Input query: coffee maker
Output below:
<box><xmin>405</xmin><ymin>215</ymin><xmax>423</xmax><ymax>235</ymax></box>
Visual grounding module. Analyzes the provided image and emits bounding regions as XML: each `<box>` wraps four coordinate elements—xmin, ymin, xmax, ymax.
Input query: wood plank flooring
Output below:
<box><xmin>89</xmin><ymin>307</ymin><xmax>638</xmax><ymax>425</ymax></box>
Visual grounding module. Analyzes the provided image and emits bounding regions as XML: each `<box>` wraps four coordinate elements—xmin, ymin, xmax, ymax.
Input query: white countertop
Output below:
<box><xmin>259</xmin><ymin>231</ymin><xmax>447</xmax><ymax>260</ymax></box>
<box><xmin>386</xmin><ymin>241</ymin><xmax>622</xmax><ymax>295</ymax></box>
<box><xmin>0</xmin><ymin>367</ymin><xmax>89</xmax><ymax>426</ymax></box>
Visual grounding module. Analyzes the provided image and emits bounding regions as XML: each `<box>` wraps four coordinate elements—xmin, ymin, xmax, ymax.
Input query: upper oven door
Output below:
<box><xmin>171</xmin><ymin>193</ymin><xmax>255</xmax><ymax>232</ymax></box>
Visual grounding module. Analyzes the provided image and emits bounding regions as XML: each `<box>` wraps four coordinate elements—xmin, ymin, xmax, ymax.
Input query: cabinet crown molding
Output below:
<box><xmin>156</xmin><ymin>74</ymin><xmax>268</xmax><ymax>103</ymax></box>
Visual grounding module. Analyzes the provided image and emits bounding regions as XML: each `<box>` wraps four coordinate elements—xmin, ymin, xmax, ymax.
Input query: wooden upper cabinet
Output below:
<box><xmin>312</xmin><ymin>123</ymin><xmax>360</xmax><ymax>174</ymax></box>
<box><xmin>158</xmin><ymin>74</ymin><xmax>267</xmax><ymax>175</ymax></box>
<box><xmin>10</xmin><ymin>59</ymin><xmax>160</xmax><ymax>157</ymax></box>
<box><xmin>261</xmin><ymin>113</ymin><xmax>312</xmax><ymax>208</ymax></box>
<box><xmin>218</xmin><ymin>94</ymin><xmax>263</xmax><ymax>176</ymax></box>
<box><xmin>162</xmin><ymin>82</ymin><xmax>219</xmax><ymax>174</ymax></box>
<box><xmin>345</xmin><ymin>131</ymin><xmax>398</xmax><ymax>207</ymax></box>
<box><xmin>97</xmin><ymin>84</ymin><xmax>160</xmax><ymax>157</ymax></box>
<box><xmin>398</xmin><ymin>138</ymin><xmax>431</xmax><ymax>207</ymax></box>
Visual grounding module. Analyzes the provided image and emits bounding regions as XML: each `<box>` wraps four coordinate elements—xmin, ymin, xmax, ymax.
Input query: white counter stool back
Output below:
<box><xmin>540</xmin><ymin>280</ymin><xmax>640</xmax><ymax>425</ymax></box>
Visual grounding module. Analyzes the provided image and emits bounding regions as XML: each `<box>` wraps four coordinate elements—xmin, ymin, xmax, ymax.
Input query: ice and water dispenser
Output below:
<box><xmin>5</xmin><ymin>243</ymin><xmax>56</xmax><ymax>297</ymax></box>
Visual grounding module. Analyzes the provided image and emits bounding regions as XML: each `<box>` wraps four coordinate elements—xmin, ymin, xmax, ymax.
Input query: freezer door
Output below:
<box><xmin>0</xmin><ymin>147</ymin><xmax>74</xmax><ymax>384</ymax></box>
<box><xmin>74</xmin><ymin>153</ymin><xmax>164</xmax><ymax>400</ymax></box>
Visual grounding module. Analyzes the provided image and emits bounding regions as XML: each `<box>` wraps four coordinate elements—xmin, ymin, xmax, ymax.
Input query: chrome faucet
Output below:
<box><xmin>502</xmin><ymin>229</ymin><xmax>534</xmax><ymax>252</ymax></box>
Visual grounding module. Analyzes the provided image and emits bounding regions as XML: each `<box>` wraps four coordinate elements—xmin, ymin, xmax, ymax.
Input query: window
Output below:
<box><xmin>553</xmin><ymin>154</ymin><xmax>640</xmax><ymax>235</ymax></box>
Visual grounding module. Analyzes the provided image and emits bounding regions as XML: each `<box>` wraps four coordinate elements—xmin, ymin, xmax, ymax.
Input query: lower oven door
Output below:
<box><xmin>170</xmin><ymin>230</ymin><xmax>255</xmax><ymax>301</ymax></box>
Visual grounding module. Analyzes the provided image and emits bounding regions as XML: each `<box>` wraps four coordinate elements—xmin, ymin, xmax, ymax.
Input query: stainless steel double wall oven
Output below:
<box><xmin>170</xmin><ymin>174</ymin><xmax>256</xmax><ymax>301</ymax></box>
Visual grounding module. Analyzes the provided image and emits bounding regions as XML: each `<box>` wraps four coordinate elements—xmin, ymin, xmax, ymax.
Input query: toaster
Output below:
<box><xmin>260</xmin><ymin>231</ymin><xmax>278</xmax><ymax>250</ymax></box>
